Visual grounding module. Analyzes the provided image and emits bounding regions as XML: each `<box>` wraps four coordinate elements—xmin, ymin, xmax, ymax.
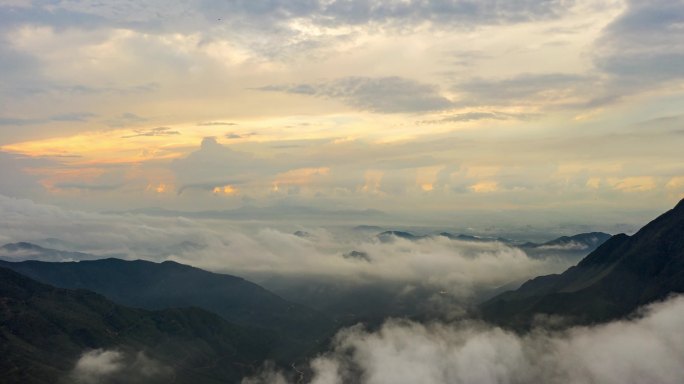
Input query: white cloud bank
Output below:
<box><xmin>0</xmin><ymin>194</ymin><xmax>571</xmax><ymax>299</ymax></box>
<box><xmin>245</xmin><ymin>295</ymin><xmax>684</xmax><ymax>384</ymax></box>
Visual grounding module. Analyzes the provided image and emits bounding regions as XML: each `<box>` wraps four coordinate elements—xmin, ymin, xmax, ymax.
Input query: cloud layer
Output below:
<box><xmin>0</xmin><ymin>194</ymin><xmax>575</xmax><ymax>301</ymax></box>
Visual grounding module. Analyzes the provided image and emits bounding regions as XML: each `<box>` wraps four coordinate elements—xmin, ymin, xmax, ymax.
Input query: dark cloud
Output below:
<box><xmin>260</xmin><ymin>76</ymin><xmax>453</xmax><ymax>113</ymax></box>
<box><xmin>121</xmin><ymin>127</ymin><xmax>180</xmax><ymax>138</ymax></box>
<box><xmin>171</xmin><ymin>137</ymin><xmax>272</xmax><ymax>188</ymax></box>
<box><xmin>0</xmin><ymin>5</ymin><xmax>109</xmax><ymax>33</ymax></box>
<box><xmin>592</xmin><ymin>0</ymin><xmax>684</xmax><ymax>100</ymax></box>
<box><xmin>49</xmin><ymin>113</ymin><xmax>97</xmax><ymax>122</ymax></box>
<box><xmin>0</xmin><ymin>38</ymin><xmax>40</xmax><ymax>86</ymax></box>
<box><xmin>0</xmin><ymin>152</ymin><xmax>45</xmax><ymax>197</ymax></box>
<box><xmin>6</xmin><ymin>81</ymin><xmax>159</xmax><ymax>101</ymax></box>
<box><xmin>198</xmin><ymin>121</ymin><xmax>237</xmax><ymax>126</ymax></box>
<box><xmin>0</xmin><ymin>117</ymin><xmax>42</xmax><ymax>126</ymax></box>
<box><xmin>0</xmin><ymin>113</ymin><xmax>95</xmax><ymax>127</ymax></box>
<box><xmin>53</xmin><ymin>183</ymin><xmax>122</xmax><ymax>191</ymax></box>
<box><xmin>177</xmin><ymin>180</ymin><xmax>243</xmax><ymax>195</ymax></box>
<box><xmin>225</xmin><ymin>132</ymin><xmax>257</xmax><ymax>139</ymax></box>
<box><xmin>421</xmin><ymin>111</ymin><xmax>539</xmax><ymax>124</ymax></box>
<box><xmin>105</xmin><ymin>112</ymin><xmax>148</xmax><ymax>128</ymax></box>
<box><xmin>0</xmin><ymin>0</ymin><xmax>577</xmax><ymax>40</ymax></box>
<box><xmin>200</xmin><ymin>0</ymin><xmax>576</xmax><ymax>27</ymax></box>
<box><xmin>454</xmin><ymin>73</ymin><xmax>592</xmax><ymax>106</ymax></box>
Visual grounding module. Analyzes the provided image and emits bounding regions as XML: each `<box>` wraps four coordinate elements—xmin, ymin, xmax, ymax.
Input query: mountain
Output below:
<box><xmin>376</xmin><ymin>230</ymin><xmax>608</xmax><ymax>252</ymax></box>
<box><xmin>519</xmin><ymin>232</ymin><xmax>611</xmax><ymax>251</ymax></box>
<box><xmin>517</xmin><ymin>232</ymin><xmax>612</xmax><ymax>260</ymax></box>
<box><xmin>0</xmin><ymin>267</ymin><xmax>275</xmax><ymax>384</ymax></box>
<box><xmin>352</xmin><ymin>225</ymin><xmax>385</xmax><ymax>232</ymax></box>
<box><xmin>0</xmin><ymin>257</ymin><xmax>334</xmax><ymax>359</ymax></box>
<box><xmin>438</xmin><ymin>232</ymin><xmax>514</xmax><ymax>243</ymax></box>
<box><xmin>480</xmin><ymin>199</ymin><xmax>684</xmax><ymax>328</ymax></box>
<box><xmin>0</xmin><ymin>242</ymin><xmax>103</xmax><ymax>262</ymax></box>
<box><xmin>376</xmin><ymin>230</ymin><xmax>427</xmax><ymax>242</ymax></box>
<box><xmin>258</xmin><ymin>276</ymin><xmax>467</xmax><ymax>328</ymax></box>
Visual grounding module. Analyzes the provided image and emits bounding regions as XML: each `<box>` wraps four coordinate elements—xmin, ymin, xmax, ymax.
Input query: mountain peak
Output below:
<box><xmin>674</xmin><ymin>198</ymin><xmax>684</xmax><ymax>213</ymax></box>
<box><xmin>481</xmin><ymin>199</ymin><xmax>684</xmax><ymax>328</ymax></box>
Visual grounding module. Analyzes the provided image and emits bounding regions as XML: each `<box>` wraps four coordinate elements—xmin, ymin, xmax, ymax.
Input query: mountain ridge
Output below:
<box><xmin>0</xmin><ymin>257</ymin><xmax>335</xmax><ymax>360</ymax></box>
<box><xmin>480</xmin><ymin>199</ymin><xmax>684</xmax><ymax>328</ymax></box>
<box><xmin>0</xmin><ymin>266</ymin><xmax>276</xmax><ymax>384</ymax></box>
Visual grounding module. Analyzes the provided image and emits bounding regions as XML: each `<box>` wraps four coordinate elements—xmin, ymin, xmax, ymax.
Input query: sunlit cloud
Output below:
<box><xmin>212</xmin><ymin>185</ymin><xmax>238</xmax><ymax>196</ymax></box>
<box><xmin>469</xmin><ymin>181</ymin><xmax>499</xmax><ymax>194</ymax></box>
<box><xmin>607</xmin><ymin>176</ymin><xmax>657</xmax><ymax>193</ymax></box>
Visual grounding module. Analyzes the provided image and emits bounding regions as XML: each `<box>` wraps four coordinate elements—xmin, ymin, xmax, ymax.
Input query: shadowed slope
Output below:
<box><xmin>0</xmin><ymin>267</ymin><xmax>275</xmax><ymax>384</ymax></box>
<box><xmin>481</xmin><ymin>199</ymin><xmax>684</xmax><ymax>328</ymax></box>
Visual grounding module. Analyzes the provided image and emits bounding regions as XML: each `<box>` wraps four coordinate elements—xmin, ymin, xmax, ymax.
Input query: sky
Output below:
<box><xmin>1</xmin><ymin>0</ymin><xmax>684</xmax><ymax>228</ymax></box>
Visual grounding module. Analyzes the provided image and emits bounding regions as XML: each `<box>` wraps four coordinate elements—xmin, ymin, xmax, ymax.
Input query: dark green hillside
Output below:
<box><xmin>0</xmin><ymin>258</ymin><xmax>334</xmax><ymax>359</ymax></box>
<box><xmin>0</xmin><ymin>267</ymin><xmax>275</xmax><ymax>384</ymax></box>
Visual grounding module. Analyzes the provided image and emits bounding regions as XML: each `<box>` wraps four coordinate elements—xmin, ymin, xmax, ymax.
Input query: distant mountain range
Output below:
<box><xmin>375</xmin><ymin>230</ymin><xmax>612</xmax><ymax>256</ymax></box>
<box><xmin>0</xmin><ymin>242</ymin><xmax>105</xmax><ymax>262</ymax></box>
<box><xmin>480</xmin><ymin>199</ymin><xmax>684</xmax><ymax>328</ymax></box>
<box><xmin>518</xmin><ymin>232</ymin><xmax>612</xmax><ymax>251</ymax></box>
<box><xmin>0</xmin><ymin>258</ymin><xmax>334</xmax><ymax>360</ymax></box>
<box><xmin>0</xmin><ymin>267</ymin><xmax>275</xmax><ymax>384</ymax></box>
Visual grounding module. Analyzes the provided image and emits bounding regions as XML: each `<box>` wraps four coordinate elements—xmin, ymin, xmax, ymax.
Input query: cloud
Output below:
<box><xmin>121</xmin><ymin>127</ymin><xmax>180</xmax><ymax>138</ymax></box>
<box><xmin>245</xmin><ymin>295</ymin><xmax>684</xmax><ymax>384</ymax></box>
<box><xmin>71</xmin><ymin>349</ymin><xmax>124</xmax><ymax>384</ymax></box>
<box><xmin>226</xmin><ymin>132</ymin><xmax>257</xmax><ymax>140</ymax></box>
<box><xmin>70</xmin><ymin>349</ymin><xmax>171</xmax><ymax>384</ymax></box>
<box><xmin>0</xmin><ymin>113</ymin><xmax>95</xmax><ymax>126</ymax></box>
<box><xmin>0</xmin><ymin>151</ymin><xmax>46</xmax><ymax>197</ymax></box>
<box><xmin>1</xmin><ymin>0</ymin><xmax>576</xmax><ymax>34</ymax></box>
<box><xmin>52</xmin><ymin>182</ymin><xmax>123</xmax><ymax>191</ymax></box>
<box><xmin>421</xmin><ymin>111</ymin><xmax>539</xmax><ymax>124</ymax></box>
<box><xmin>0</xmin><ymin>117</ymin><xmax>43</xmax><ymax>126</ymax></box>
<box><xmin>535</xmin><ymin>241</ymin><xmax>590</xmax><ymax>251</ymax></box>
<box><xmin>259</xmin><ymin>77</ymin><xmax>453</xmax><ymax>113</ymax></box>
<box><xmin>102</xmin><ymin>112</ymin><xmax>148</xmax><ymax>128</ymax></box>
<box><xmin>596</xmin><ymin>0</ymin><xmax>684</xmax><ymax>77</ymax></box>
<box><xmin>197</xmin><ymin>0</ymin><xmax>577</xmax><ymax>32</ymax></box>
<box><xmin>0</xmin><ymin>0</ymin><xmax>577</xmax><ymax>71</ymax></box>
<box><xmin>170</xmin><ymin>137</ymin><xmax>274</xmax><ymax>190</ymax></box>
<box><xmin>606</xmin><ymin>176</ymin><xmax>657</xmax><ymax>193</ymax></box>
<box><xmin>453</xmin><ymin>73</ymin><xmax>593</xmax><ymax>107</ymax></box>
<box><xmin>198</xmin><ymin>121</ymin><xmax>237</xmax><ymax>126</ymax></box>
<box><xmin>0</xmin><ymin>194</ymin><xmax>573</xmax><ymax>300</ymax></box>
<box><xmin>592</xmin><ymin>0</ymin><xmax>684</xmax><ymax>101</ymax></box>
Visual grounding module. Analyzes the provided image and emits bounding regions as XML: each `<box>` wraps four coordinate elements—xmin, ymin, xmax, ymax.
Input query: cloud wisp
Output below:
<box><xmin>70</xmin><ymin>349</ymin><xmax>171</xmax><ymax>384</ymax></box>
